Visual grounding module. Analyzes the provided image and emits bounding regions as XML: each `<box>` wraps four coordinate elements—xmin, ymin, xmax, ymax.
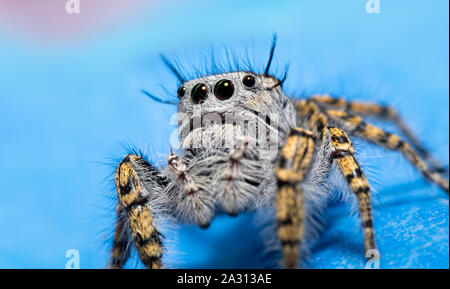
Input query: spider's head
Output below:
<box><xmin>174</xmin><ymin>71</ymin><xmax>294</xmax><ymax>152</ymax></box>
<box><xmin>146</xmin><ymin>35</ymin><xmax>296</xmax><ymax>152</ymax></box>
<box><xmin>173</xmin><ymin>34</ymin><xmax>288</xmax><ymax>117</ymax></box>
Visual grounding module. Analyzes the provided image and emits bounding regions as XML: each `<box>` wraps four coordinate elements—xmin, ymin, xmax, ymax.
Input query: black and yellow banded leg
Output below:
<box><xmin>294</xmin><ymin>100</ymin><xmax>328</xmax><ymax>135</ymax></box>
<box><xmin>275</xmin><ymin>128</ymin><xmax>316</xmax><ymax>268</ymax></box>
<box><xmin>312</xmin><ymin>94</ymin><xmax>394</xmax><ymax>117</ymax></box>
<box><xmin>109</xmin><ymin>204</ymin><xmax>131</xmax><ymax>269</ymax></box>
<box><xmin>327</xmin><ymin>110</ymin><xmax>449</xmax><ymax>193</ymax></box>
<box><xmin>327</xmin><ymin>127</ymin><xmax>376</xmax><ymax>254</ymax></box>
<box><xmin>115</xmin><ymin>154</ymin><xmax>164</xmax><ymax>269</ymax></box>
<box><xmin>312</xmin><ymin>94</ymin><xmax>447</xmax><ymax>173</ymax></box>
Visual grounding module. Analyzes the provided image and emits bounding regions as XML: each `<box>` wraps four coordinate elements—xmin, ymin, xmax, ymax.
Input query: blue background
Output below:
<box><xmin>0</xmin><ymin>0</ymin><xmax>448</xmax><ymax>268</ymax></box>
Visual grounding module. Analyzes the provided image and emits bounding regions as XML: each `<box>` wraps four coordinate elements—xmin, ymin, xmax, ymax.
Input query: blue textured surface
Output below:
<box><xmin>0</xmin><ymin>0</ymin><xmax>448</xmax><ymax>268</ymax></box>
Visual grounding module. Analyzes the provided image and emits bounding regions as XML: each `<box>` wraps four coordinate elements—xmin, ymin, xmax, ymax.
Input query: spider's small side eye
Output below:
<box><xmin>242</xmin><ymin>74</ymin><xmax>256</xmax><ymax>87</ymax></box>
<box><xmin>177</xmin><ymin>86</ymin><xmax>185</xmax><ymax>98</ymax></box>
<box><xmin>214</xmin><ymin>79</ymin><xmax>234</xmax><ymax>101</ymax></box>
<box><xmin>191</xmin><ymin>83</ymin><xmax>208</xmax><ymax>104</ymax></box>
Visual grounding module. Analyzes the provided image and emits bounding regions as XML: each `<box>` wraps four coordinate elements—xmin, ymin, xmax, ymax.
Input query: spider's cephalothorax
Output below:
<box><xmin>109</xmin><ymin>38</ymin><xmax>449</xmax><ymax>269</ymax></box>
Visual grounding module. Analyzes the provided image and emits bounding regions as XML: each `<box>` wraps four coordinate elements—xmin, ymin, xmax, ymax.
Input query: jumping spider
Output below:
<box><xmin>109</xmin><ymin>37</ymin><xmax>449</xmax><ymax>269</ymax></box>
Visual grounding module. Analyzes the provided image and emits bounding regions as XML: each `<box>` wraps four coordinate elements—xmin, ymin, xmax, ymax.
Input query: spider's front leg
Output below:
<box><xmin>275</xmin><ymin>128</ymin><xmax>316</xmax><ymax>269</ymax></box>
<box><xmin>109</xmin><ymin>204</ymin><xmax>131</xmax><ymax>268</ymax></box>
<box><xmin>111</xmin><ymin>154</ymin><xmax>167</xmax><ymax>269</ymax></box>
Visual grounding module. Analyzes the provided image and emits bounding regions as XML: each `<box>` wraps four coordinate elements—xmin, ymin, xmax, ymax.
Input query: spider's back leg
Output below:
<box><xmin>326</xmin><ymin>109</ymin><xmax>449</xmax><ymax>193</ymax></box>
<box><xmin>311</xmin><ymin>95</ymin><xmax>448</xmax><ymax>174</ymax></box>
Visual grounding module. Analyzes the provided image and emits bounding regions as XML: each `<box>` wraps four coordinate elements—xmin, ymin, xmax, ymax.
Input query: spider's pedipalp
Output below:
<box><xmin>312</xmin><ymin>95</ymin><xmax>448</xmax><ymax>174</ymax></box>
<box><xmin>164</xmin><ymin>154</ymin><xmax>215</xmax><ymax>228</ymax></box>
<box><xmin>326</xmin><ymin>109</ymin><xmax>449</xmax><ymax>193</ymax></box>
<box><xmin>212</xmin><ymin>139</ymin><xmax>265</xmax><ymax>216</ymax></box>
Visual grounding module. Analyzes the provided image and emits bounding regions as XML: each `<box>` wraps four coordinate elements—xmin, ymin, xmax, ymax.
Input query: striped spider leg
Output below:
<box><xmin>311</xmin><ymin>95</ymin><xmax>448</xmax><ymax>174</ymax></box>
<box><xmin>109</xmin><ymin>204</ymin><xmax>131</xmax><ymax>268</ymax></box>
<box><xmin>110</xmin><ymin>154</ymin><xmax>167</xmax><ymax>269</ymax></box>
<box><xmin>110</xmin><ymin>152</ymin><xmax>217</xmax><ymax>269</ymax></box>
<box><xmin>275</xmin><ymin>96</ymin><xmax>449</xmax><ymax>268</ymax></box>
<box><xmin>275</xmin><ymin>128</ymin><xmax>315</xmax><ymax>269</ymax></box>
<box><xmin>324</xmin><ymin>109</ymin><xmax>449</xmax><ymax>193</ymax></box>
<box><xmin>275</xmin><ymin>100</ymin><xmax>377</xmax><ymax>268</ymax></box>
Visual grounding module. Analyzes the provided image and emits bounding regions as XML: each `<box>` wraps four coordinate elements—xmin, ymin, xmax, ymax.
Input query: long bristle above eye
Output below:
<box><xmin>264</xmin><ymin>33</ymin><xmax>278</xmax><ymax>76</ymax></box>
<box><xmin>160</xmin><ymin>54</ymin><xmax>186</xmax><ymax>83</ymax></box>
<box><xmin>158</xmin><ymin>34</ymin><xmax>286</xmax><ymax>83</ymax></box>
<box><xmin>270</xmin><ymin>64</ymin><xmax>289</xmax><ymax>89</ymax></box>
<box><xmin>141</xmin><ymin>90</ymin><xmax>178</xmax><ymax>105</ymax></box>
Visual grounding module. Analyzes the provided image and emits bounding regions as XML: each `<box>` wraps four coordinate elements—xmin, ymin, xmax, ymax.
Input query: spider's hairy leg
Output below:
<box><xmin>294</xmin><ymin>100</ymin><xmax>377</xmax><ymax>260</ymax></box>
<box><xmin>327</xmin><ymin>110</ymin><xmax>449</xmax><ymax>193</ymax></box>
<box><xmin>114</xmin><ymin>154</ymin><xmax>165</xmax><ymax>269</ymax></box>
<box><xmin>275</xmin><ymin>128</ymin><xmax>315</xmax><ymax>269</ymax></box>
<box><xmin>108</xmin><ymin>204</ymin><xmax>131</xmax><ymax>269</ymax></box>
<box><xmin>312</xmin><ymin>95</ymin><xmax>447</xmax><ymax>174</ymax></box>
<box><xmin>327</xmin><ymin>127</ymin><xmax>377</xmax><ymax>255</ymax></box>
<box><xmin>295</xmin><ymin>99</ymin><xmax>328</xmax><ymax>135</ymax></box>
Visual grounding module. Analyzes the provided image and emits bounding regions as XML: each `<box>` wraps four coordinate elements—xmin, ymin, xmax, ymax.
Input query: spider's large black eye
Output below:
<box><xmin>191</xmin><ymin>83</ymin><xmax>208</xmax><ymax>104</ymax></box>
<box><xmin>177</xmin><ymin>86</ymin><xmax>185</xmax><ymax>98</ymax></box>
<box><xmin>242</xmin><ymin>74</ymin><xmax>255</xmax><ymax>87</ymax></box>
<box><xmin>214</xmin><ymin>79</ymin><xmax>234</xmax><ymax>100</ymax></box>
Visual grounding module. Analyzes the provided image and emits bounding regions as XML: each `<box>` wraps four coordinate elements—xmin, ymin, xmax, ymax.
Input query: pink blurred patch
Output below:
<box><xmin>0</xmin><ymin>0</ymin><xmax>154</xmax><ymax>43</ymax></box>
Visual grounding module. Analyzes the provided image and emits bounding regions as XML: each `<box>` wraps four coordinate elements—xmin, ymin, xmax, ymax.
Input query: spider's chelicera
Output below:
<box><xmin>109</xmin><ymin>37</ymin><xmax>449</xmax><ymax>269</ymax></box>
